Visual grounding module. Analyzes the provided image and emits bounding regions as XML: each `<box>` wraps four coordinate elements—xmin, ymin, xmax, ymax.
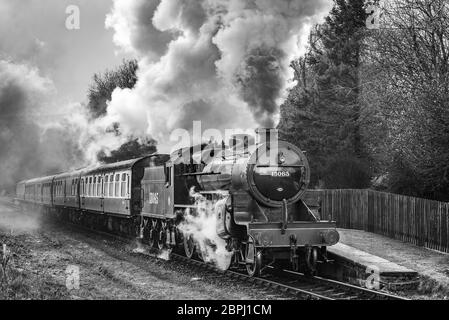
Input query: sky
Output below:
<box><xmin>0</xmin><ymin>0</ymin><xmax>332</xmax><ymax>188</ymax></box>
<box><xmin>0</xmin><ymin>0</ymin><xmax>130</xmax><ymax>105</ymax></box>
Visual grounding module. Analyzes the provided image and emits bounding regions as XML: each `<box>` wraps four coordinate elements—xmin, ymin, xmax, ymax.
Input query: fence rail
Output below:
<box><xmin>305</xmin><ymin>189</ymin><xmax>449</xmax><ymax>253</ymax></box>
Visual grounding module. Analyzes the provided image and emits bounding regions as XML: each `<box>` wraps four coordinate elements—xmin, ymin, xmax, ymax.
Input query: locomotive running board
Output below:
<box><xmin>248</xmin><ymin>221</ymin><xmax>339</xmax><ymax>248</ymax></box>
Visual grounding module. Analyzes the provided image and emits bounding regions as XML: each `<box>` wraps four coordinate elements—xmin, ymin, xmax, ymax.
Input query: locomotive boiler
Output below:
<box><xmin>172</xmin><ymin>129</ymin><xmax>339</xmax><ymax>276</ymax></box>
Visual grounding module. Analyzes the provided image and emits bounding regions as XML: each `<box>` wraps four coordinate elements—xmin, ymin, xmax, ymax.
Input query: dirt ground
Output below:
<box><xmin>338</xmin><ymin>228</ymin><xmax>449</xmax><ymax>299</ymax></box>
<box><xmin>0</xmin><ymin>198</ymin><xmax>288</xmax><ymax>300</ymax></box>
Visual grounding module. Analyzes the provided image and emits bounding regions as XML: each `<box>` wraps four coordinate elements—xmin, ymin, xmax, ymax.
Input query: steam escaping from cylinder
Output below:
<box><xmin>101</xmin><ymin>0</ymin><xmax>331</xmax><ymax>151</ymax></box>
<box><xmin>178</xmin><ymin>187</ymin><xmax>233</xmax><ymax>270</ymax></box>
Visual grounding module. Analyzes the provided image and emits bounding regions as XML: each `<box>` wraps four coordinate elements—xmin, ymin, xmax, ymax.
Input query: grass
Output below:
<box><xmin>0</xmin><ymin>239</ymin><xmax>69</xmax><ymax>300</ymax></box>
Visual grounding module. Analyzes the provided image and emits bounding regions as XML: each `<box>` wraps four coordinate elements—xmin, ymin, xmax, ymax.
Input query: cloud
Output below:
<box><xmin>0</xmin><ymin>60</ymin><xmax>85</xmax><ymax>189</ymax></box>
<box><xmin>102</xmin><ymin>0</ymin><xmax>331</xmax><ymax>152</ymax></box>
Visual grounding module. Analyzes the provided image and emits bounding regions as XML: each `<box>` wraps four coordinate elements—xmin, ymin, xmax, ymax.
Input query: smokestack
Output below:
<box><xmin>229</xmin><ymin>133</ymin><xmax>254</xmax><ymax>156</ymax></box>
<box><xmin>255</xmin><ymin>128</ymin><xmax>278</xmax><ymax>147</ymax></box>
<box><xmin>255</xmin><ymin>128</ymin><xmax>279</xmax><ymax>166</ymax></box>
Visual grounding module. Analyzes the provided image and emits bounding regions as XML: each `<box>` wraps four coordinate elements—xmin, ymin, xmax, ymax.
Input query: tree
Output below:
<box><xmin>279</xmin><ymin>0</ymin><xmax>372</xmax><ymax>188</ymax></box>
<box><xmin>86</xmin><ymin>59</ymin><xmax>158</xmax><ymax>162</ymax></box>
<box><xmin>87</xmin><ymin>59</ymin><xmax>138</xmax><ymax>118</ymax></box>
<box><xmin>97</xmin><ymin>138</ymin><xmax>157</xmax><ymax>163</ymax></box>
<box><xmin>363</xmin><ymin>0</ymin><xmax>449</xmax><ymax>200</ymax></box>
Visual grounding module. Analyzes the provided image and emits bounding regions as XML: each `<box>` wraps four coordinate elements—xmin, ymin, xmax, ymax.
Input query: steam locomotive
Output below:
<box><xmin>15</xmin><ymin>128</ymin><xmax>339</xmax><ymax>276</ymax></box>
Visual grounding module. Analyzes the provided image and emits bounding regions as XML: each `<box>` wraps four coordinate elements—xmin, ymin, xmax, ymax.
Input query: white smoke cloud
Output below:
<box><xmin>0</xmin><ymin>60</ymin><xmax>87</xmax><ymax>188</ymax></box>
<box><xmin>178</xmin><ymin>187</ymin><xmax>233</xmax><ymax>270</ymax></box>
<box><xmin>103</xmin><ymin>0</ymin><xmax>331</xmax><ymax>152</ymax></box>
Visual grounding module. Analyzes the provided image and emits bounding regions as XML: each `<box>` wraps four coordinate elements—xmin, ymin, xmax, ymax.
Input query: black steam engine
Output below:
<box><xmin>15</xmin><ymin>128</ymin><xmax>339</xmax><ymax>276</ymax></box>
<box><xmin>171</xmin><ymin>129</ymin><xmax>339</xmax><ymax>275</ymax></box>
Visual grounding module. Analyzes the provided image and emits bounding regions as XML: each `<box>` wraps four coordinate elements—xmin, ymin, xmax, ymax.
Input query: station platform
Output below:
<box><xmin>317</xmin><ymin>228</ymin><xmax>449</xmax><ymax>291</ymax></box>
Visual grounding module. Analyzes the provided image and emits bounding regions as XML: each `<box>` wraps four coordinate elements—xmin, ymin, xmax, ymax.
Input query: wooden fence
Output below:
<box><xmin>305</xmin><ymin>189</ymin><xmax>449</xmax><ymax>253</ymax></box>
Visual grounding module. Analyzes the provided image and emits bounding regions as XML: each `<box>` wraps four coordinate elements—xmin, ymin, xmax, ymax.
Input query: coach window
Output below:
<box><xmin>127</xmin><ymin>174</ymin><xmax>130</xmax><ymax>198</ymax></box>
<box><xmin>111</xmin><ymin>174</ymin><xmax>114</xmax><ymax>196</ymax></box>
<box><xmin>97</xmin><ymin>176</ymin><xmax>101</xmax><ymax>197</ymax></box>
<box><xmin>89</xmin><ymin>177</ymin><xmax>92</xmax><ymax>196</ymax></box>
<box><xmin>115</xmin><ymin>173</ymin><xmax>120</xmax><ymax>197</ymax></box>
<box><xmin>121</xmin><ymin>173</ymin><xmax>126</xmax><ymax>197</ymax></box>
<box><xmin>94</xmin><ymin>177</ymin><xmax>97</xmax><ymax>197</ymax></box>
<box><xmin>104</xmin><ymin>175</ymin><xmax>109</xmax><ymax>198</ymax></box>
<box><xmin>108</xmin><ymin>174</ymin><xmax>113</xmax><ymax>197</ymax></box>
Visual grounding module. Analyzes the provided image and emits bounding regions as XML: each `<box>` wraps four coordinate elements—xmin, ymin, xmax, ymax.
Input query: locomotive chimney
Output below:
<box><xmin>229</xmin><ymin>133</ymin><xmax>254</xmax><ymax>155</ymax></box>
<box><xmin>255</xmin><ymin>128</ymin><xmax>279</xmax><ymax>166</ymax></box>
<box><xmin>255</xmin><ymin>128</ymin><xmax>278</xmax><ymax>147</ymax></box>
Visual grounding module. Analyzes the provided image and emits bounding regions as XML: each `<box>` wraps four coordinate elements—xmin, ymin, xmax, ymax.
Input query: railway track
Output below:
<box><xmin>170</xmin><ymin>253</ymin><xmax>409</xmax><ymax>300</ymax></box>
<box><xmin>5</xmin><ymin>200</ymin><xmax>409</xmax><ymax>300</ymax></box>
<box><xmin>50</xmin><ymin>221</ymin><xmax>410</xmax><ymax>300</ymax></box>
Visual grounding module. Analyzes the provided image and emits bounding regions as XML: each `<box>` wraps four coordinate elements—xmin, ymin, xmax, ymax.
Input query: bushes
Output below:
<box><xmin>321</xmin><ymin>156</ymin><xmax>372</xmax><ymax>189</ymax></box>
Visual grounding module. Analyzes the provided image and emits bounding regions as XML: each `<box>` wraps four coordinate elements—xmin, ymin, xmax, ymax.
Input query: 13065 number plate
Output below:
<box><xmin>271</xmin><ymin>171</ymin><xmax>290</xmax><ymax>177</ymax></box>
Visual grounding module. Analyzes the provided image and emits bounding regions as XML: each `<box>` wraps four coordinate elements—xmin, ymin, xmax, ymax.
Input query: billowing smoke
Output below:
<box><xmin>178</xmin><ymin>187</ymin><xmax>232</xmax><ymax>270</ymax></box>
<box><xmin>103</xmin><ymin>0</ymin><xmax>330</xmax><ymax>151</ymax></box>
<box><xmin>0</xmin><ymin>60</ymin><xmax>85</xmax><ymax>190</ymax></box>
